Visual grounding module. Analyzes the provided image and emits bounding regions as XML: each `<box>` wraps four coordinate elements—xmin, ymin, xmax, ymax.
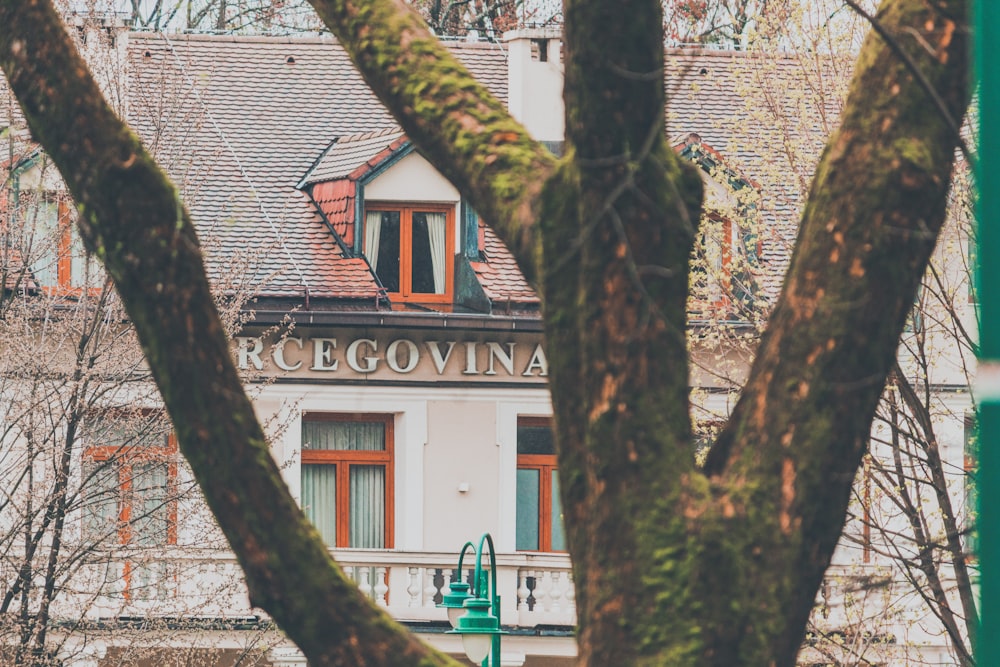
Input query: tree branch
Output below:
<box><xmin>307</xmin><ymin>0</ymin><xmax>557</xmax><ymax>288</ymax></box>
<box><xmin>0</xmin><ymin>3</ymin><xmax>457</xmax><ymax>665</ymax></box>
<box><xmin>706</xmin><ymin>0</ymin><xmax>971</xmax><ymax>662</ymax></box>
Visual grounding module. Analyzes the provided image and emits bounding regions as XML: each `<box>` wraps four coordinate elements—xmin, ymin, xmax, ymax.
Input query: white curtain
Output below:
<box><xmin>365</xmin><ymin>211</ymin><xmax>383</xmax><ymax>272</ymax></box>
<box><xmin>303</xmin><ymin>464</ymin><xmax>337</xmax><ymax>546</ymax></box>
<box><xmin>133</xmin><ymin>462</ymin><xmax>169</xmax><ymax>547</ymax></box>
<box><xmin>83</xmin><ymin>461</ymin><xmax>119</xmax><ymax>544</ymax></box>
<box><xmin>350</xmin><ymin>466</ymin><xmax>385</xmax><ymax>548</ymax></box>
<box><xmin>27</xmin><ymin>199</ymin><xmax>60</xmax><ymax>289</ymax></box>
<box><xmin>550</xmin><ymin>470</ymin><xmax>566</xmax><ymax>551</ymax></box>
<box><xmin>304</xmin><ymin>420</ymin><xmax>384</xmax><ymax>451</ymax></box>
<box><xmin>425</xmin><ymin>212</ymin><xmax>446</xmax><ymax>294</ymax></box>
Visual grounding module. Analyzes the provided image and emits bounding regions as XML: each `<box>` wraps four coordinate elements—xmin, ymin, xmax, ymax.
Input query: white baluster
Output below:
<box><xmin>358</xmin><ymin>567</ymin><xmax>373</xmax><ymax>599</ymax></box>
<box><xmin>549</xmin><ymin>571</ymin><xmax>564</xmax><ymax>614</ymax></box>
<box><xmin>374</xmin><ymin>567</ymin><xmax>389</xmax><ymax>606</ymax></box>
<box><xmin>517</xmin><ymin>569</ymin><xmax>531</xmax><ymax>613</ymax></box>
<box><xmin>534</xmin><ymin>571</ymin><xmax>549</xmax><ymax>614</ymax></box>
<box><xmin>424</xmin><ymin>569</ymin><xmax>438</xmax><ymax>608</ymax></box>
<box><xmin>407</xmin><ymin>567</ymin><xmax>422</xmax><ymax>607</ymax></box>
<box><xmin>566</xmin><ymin>571</ymin><xmax>576</xmax><ymax>619</ymax></box>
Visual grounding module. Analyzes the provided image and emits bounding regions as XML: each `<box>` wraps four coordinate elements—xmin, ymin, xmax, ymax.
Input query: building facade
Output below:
<box><xmin>0</xmin><ymin>18</ymin><xmax>977</xmax><ymax>667</ymax></box>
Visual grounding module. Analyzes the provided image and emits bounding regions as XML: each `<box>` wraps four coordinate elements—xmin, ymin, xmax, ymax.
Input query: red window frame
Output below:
<box><xmin>83</xmin><ymin>423</ymin><xmax>178</xmax><ymax>598</ymax></box>
<box><xmin>690</xmin><ymin>212</ymin><xmax>735</xmax><ymax>312</ymax></box>
<box><xmin>23</xmin><ymin>192</ymin><xmax>101</xmax><ymax>296</ymax></box>
<box><xmin>301</xmin><ymin>413</ymin><xmax>395</xmax><ymax>548</ymax></box>
<box><xmin>517</xmin><ymin>416</ymin><xmax>565</xmax><ymax>553</ymax></box>
<box><xmin>363</xmin><ymin>203</ymin><xmax>455</xmax><ymax>303</ymax></box>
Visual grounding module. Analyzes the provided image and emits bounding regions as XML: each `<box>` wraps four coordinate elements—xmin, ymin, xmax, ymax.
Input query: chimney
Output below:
<box><xmin>503</xmin><ymin>28</ymin><xmax>564</xmax><ymax>145</ymax></box>
<box><xmin>69</xmin><ymin>13</ymin><xmax>130</xmax><ymax>118</ymax></box>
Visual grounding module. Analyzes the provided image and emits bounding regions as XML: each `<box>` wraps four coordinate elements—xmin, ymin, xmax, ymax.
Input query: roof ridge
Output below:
<box><xmin>128</xmin><ymin>32</ymin><xmax>338</xmax><ymax>45</ymax></box>
<box><xmin>297</xmin><ymin>137</ymin><xmax>341</xmax><ymax>190</ymax></box>
<box><xmin>665</xmin><ymin>47</ymin><xmax>843</xmax><ymax>62</ymax></box>
<box><xmin>339</xmin><ymin>127</ymin><xmax>405</xmax><ymax>143</ymax></box>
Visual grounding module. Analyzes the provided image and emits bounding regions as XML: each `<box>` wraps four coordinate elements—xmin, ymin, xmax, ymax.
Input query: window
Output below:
<box><xmin>676</xmin><ymin>136</ymin><xmax>760</xmax><ymax>316</ymax></box>
<box><xmin>364</xmin><ymin>204</ymin><xmax>454</xmax><ymax>302</ymax></box>
<box><xmin>690</xmin><ymin>212</ymin><xmax>734</xmax><ymax>308</ymax></box>
<box><xmin>516</xmin><ymin>417</ymin><xmax>565</xmax><ymax>552</ymax></box>
<box><xmin>23</xmin><ymin>191</ymin><xmax>100</xmax><ymax>294</ymax></box>
<box><xmin>82</xmin><ymin>416</ymin><xmax>177</xmax><ymax>597</ymax></box>
<box><xmin>964</xmin><ymin>413</ymin><xmax>978</xmax><ymax>559</ymax></box>
<box><xmin>301</xmin><ymin>414</ymin><xmax>394</xmax><ymax>548</ymax></box>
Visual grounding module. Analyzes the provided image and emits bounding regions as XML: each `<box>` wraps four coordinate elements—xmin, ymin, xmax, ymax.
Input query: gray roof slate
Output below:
<box><xmin>125</xmin><ymin>33</ymin><xmax>512</xmax><ymax>303</ymax></box>
<box><xmin>301</xmin><ymin>128</ymin><xmax>407</xmax><ymax>187</ymax></box>
<box><xmin>8</xmin><ymin>30</ymin><xmax>837</xmax><ymax>314</ymax></box>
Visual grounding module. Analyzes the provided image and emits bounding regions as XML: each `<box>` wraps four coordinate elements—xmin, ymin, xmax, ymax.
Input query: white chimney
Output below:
<box><xmin>70</xmin><ymin>13</ymin><xmax>130</xmax><ymax>119</ymax></box>
<box><xmin>503</xmin><ymin>28</ymin><xmax>564</xmax><ymax>144</ymax></box>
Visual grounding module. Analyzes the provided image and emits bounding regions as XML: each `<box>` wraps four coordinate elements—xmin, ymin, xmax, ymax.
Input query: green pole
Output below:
<box><xmin>976</xmin><ymin>1</ymin><xmax>998</xmax><ymax>663</ymax></box>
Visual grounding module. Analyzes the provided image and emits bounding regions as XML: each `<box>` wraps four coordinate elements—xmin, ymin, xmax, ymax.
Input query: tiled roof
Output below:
<box><xmin>474</xmin><ymin>221</ymin><xmax>536</xmax><ymax>303</ymax></box>
<box><xmin>664</xmin><ymin>49</ymin><xmax>845</xmax><ymax>300</ymax></box>
<box><xmin>125</xmin><ymin>33</ymin><xmax>513</xmax><ymax>304</ymax></box>
<box><xmin>448</xmin><ymin>40</ymin><xmax>510</xmax><ymax>104</ymax></box>
<box><xmin>311</xmin><ymin>178</ymin><xmax>357</xmax><ymax>246</ymax></box>
<box><xmin>303</xmin><ymin>129</ymin><xmax>411</xmax><ymax>249</ymax></box>
<box><xmin>8</xmin><ymin>31</ymin><xmax>833</xmax><ymax>313</ymax></box>
<box><xmin>301</xmin><ymin>128</ymin><xmax>407</xmax><ymax>187</ymax></box>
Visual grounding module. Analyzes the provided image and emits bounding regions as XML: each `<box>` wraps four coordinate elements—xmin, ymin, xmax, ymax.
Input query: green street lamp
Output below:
<box><xmin>439</xmin><ymin>533</ymin><xmax>507</xmax><ymax>665</ymax></box>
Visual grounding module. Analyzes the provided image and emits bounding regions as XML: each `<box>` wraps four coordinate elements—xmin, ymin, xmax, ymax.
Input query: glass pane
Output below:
<box><xmin>373</xmin><ymin>211</ymin><xmax>400</xmax><ymax>293</ymax></box>
<box><xmin>302</xmin><ymin>420</ymin><xmax>385</xmax><ymax>452</ymax></box>
<box><xmin>83</xmin><ymin>460</ymin><xmax>119</xmax><ymax>543</ymax></box>
<box><xmin>93</xmin><ymin>420</ymin><xmax>168</xmax><ymax>450</ymax></box>
<box><xmin>517</xmin><ymin>424</ymin><xmax>554</xmax><ymax>455</ymax></box>
<box><xmin>411</xmin><ymin>212</ymin><xmax>446</xmax><ymax>294</ymax></box>
<box><xmin>131</xmin><ymin>560</ymin><xmax>171</xmax><ymax>601</ymax></box>
<box><xmin>303</xmin><ymin>464</ymin><xmax>337</xmax><ymax>546</ymax></box>
<box><xmin>516</xmin><ymin>468</ymin><xmax>540</xmax><ymax>551</ymax></box>
<box><xmin>350</xmin><ymin>465</ymin><xmax>385</xmax><ymax>548</ymax></box>
<box><xmin>70</xmin><ymin>229</ymin><xmax>101</xmax><ymax>288</ymax></box>
<box><xmin>25</xmin><ymin>197</ymin><xmax>60</xmax><ymax>289</ymax></box>
<box><xmin>132</xmin><ymin>462</ymin><xmax>169</xmax><ymax>547</ymax></box>
<box><xmin>551</xmin><ymin>470</ymin><xmax>566</xmax><ymax>552</ymax></box>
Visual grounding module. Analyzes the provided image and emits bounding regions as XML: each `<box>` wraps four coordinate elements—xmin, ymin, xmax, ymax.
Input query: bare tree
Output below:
<box><xmin>0</xmin><ymin>64</ymin><xmax>277</xmax><ymax>665</ymax></box>
<box><xmin>0</xmin><ymin>0</ymin><xmax>972</xmax><ymax>665</ymax></box>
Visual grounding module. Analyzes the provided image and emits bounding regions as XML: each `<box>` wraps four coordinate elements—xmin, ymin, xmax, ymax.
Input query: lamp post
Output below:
<box><xmin>439</xmin><ymin>533</ymin><xmax>507</xmax><ymax>666</ymax></box>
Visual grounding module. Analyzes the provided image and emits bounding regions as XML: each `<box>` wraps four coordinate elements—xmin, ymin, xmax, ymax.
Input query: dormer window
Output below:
<box><xmin>364</xmin><ymin>204</ymin><xmax>454</xmax><ymax>302</ymax></box>
<box><xmin>675</xmin><ymin>134</ymin><xmax>760</xmax><ymax>318</ymax></box>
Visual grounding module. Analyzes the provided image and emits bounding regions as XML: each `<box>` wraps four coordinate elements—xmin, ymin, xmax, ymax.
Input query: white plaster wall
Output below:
<box><xmin>504</xmin><ymin>29</ymin><xmax>565</xmax><ymax>143</ymax></box>
<box><xmin>364</xmin><ymin>152</ymin><xmax>460</xmax><ymax>203</ymax></box>
<box><xmin>423</xmin><ymin>400</ymin><xmax>499</xmax><ymax>550</ymax></box>
<box><xmin>255</xmin><ymin>383</ymin><xmax>552</xmax><ymax>553</ymax></box>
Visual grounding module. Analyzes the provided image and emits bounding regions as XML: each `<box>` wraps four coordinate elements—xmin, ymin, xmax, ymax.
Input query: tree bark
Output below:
<box><xmin>703</xmin><ymin>1</ymin><xmax>970</xmax><ymax>663</ymax></box>
<box><xmin>0</xmin><ymin>0</ymin><xmax>974</xmax><ymax>665</ymax></box>
<box><xmin>0</xmin><ymin>3</ymin><xmax>458</xmax><ymax>666</ymax></box>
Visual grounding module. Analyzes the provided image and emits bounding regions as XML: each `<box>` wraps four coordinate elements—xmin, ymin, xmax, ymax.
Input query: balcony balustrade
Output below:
<box><xmin>72</xmin><ymin>549</ymin><xmax>577</xmax><ymax>629</ymax></box>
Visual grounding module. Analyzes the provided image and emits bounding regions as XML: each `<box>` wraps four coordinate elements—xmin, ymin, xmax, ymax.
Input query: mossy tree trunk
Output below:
<box><xmin>0</xmin><ymin>0</ymin><xmax>972</xmax><ymax>665</ymax></box>
<box><xmin>0</xmin><ymin>3</ymin><xmax>459</xmax><ymax>666</ymax></box>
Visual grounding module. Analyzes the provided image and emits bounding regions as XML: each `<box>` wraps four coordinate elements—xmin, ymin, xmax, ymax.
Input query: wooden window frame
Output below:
<box><xmin>24</xmin><ymin>192</ymin><xmax>101</xmax><ymax>297</ymax></box>
<box><xmin>363</xmin><ymin>203</ymin><xmax>455</xmax><ymax>303</ymax></box>
<box><xmin>690</xmin><ymin>212</ymin><xmax>736</xmax><ymax>312</ymax></box>
<box><xmin>83</xmin><ymin>423</ymin><xmax>178</xmax><ymax>598</ymax></box>
<box><xmin>301</xmin><ymin>412</ymin><xmax>395</xmax><ymax>549</ymax></box>
<box><xmin>517</xmin><ymin>416</ymin><xmax>564</xmax><ymax>553</ymax></box>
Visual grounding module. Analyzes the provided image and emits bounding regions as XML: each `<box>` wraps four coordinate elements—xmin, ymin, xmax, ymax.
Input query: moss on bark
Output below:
<box><xmin>0</xmin><ymin>3</ymin><xmax>459</xmax><ymax>665</ymax></box>
<box><xmin>1</xmin><ymin>0</ymin><xmax>975</xmax><ymax>664</ymax></box>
